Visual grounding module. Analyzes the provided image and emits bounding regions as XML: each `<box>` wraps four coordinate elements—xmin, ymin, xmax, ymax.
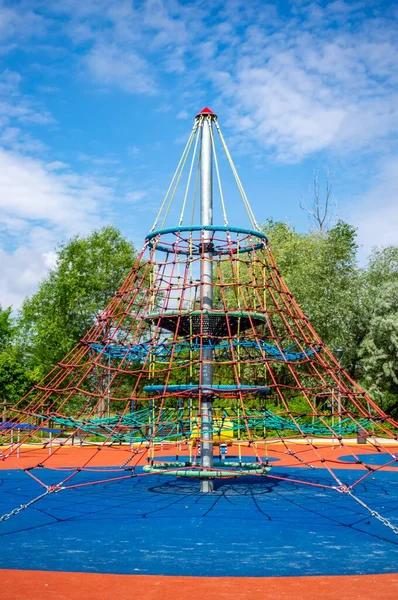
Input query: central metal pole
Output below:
<box><xmin>200</xmin><ymin>114</ymin><xmax>214</xmax><ymax>493</ymax></box>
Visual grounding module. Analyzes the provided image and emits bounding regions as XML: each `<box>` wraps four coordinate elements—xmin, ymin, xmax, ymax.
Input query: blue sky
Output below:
<box><xmin>0</xmin><ymin>0</ymin><xmax>397</xmax><ymax>308</ymax></box>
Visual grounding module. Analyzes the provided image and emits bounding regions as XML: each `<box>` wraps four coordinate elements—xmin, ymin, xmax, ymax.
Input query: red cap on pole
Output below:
<box><xmin>196</xmin><ymin>107</ymin><xmax>217</xmax><ymax>119</ymax></box>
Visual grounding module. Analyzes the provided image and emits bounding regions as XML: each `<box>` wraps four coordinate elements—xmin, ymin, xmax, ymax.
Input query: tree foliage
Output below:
<box><xmin>264</xmin><ymin>220</ymin><xmax>362</xmax><ymax>352</ymax></box>
<box><xmin>264</xmin><ymin>223</ymin><xmax>398</xmax><ymax>417</ymax></box>
<box><xmin>0</xmin><ymin>306</ymin><xmax>15</xmax><ymax>349</ymax></box>
<box><xmin>0</xmin><ymin>352</ymin><xmax>36</xmax><ymax>406</ymax></box>
<box><xmin>18</xmin><ymin>226</ymin><xmax>137</xmax><ymax>374</ymax></box>
<box><xmin>358</xmin><ymin>247</ymin><xmax>398</xmax><ymax>414</ymax></box>
<box><xmin>0</xmin><ymin>306</ymin><xmax>36</xmax><ymax>406</ymax></box>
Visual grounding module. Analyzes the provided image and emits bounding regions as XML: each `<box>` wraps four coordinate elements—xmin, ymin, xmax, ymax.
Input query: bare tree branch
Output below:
<box><xmin>300</xmin><ymin>169</ymin><xmax>334</xmax><ymax>233</ymax></box>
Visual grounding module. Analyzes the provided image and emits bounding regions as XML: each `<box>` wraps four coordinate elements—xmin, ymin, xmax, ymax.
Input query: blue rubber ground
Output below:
<box><xmin>0</xmin><ymin>466</ymin><xmax>397</xmax><ymax>577</ymax></box>
<box><xmin>338</xmin><ymin>453</ymin><xmax>398</xmax><ymax>467</ymax></box>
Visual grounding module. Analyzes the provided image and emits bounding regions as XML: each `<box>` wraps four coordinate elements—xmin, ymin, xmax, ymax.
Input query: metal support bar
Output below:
<box><xmin>200</xmin><ymin>115</ymin><xmax>214</xmax><ymax>493</ymax></box>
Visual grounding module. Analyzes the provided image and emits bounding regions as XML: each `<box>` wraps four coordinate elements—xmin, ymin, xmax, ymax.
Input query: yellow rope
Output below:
<box><xmin>149</xmin><ymin>264</ymin><xmax>157</xmax><ymax>312</ymax></box>
<box><xmin>161</xmin><ymin>127</ymin><xmax>197</xmax><ymax>229</ymax></box>
<box><xmin>209</xmin><ymin>121</ymin><xmax>228</xmax><ymax>226</ymax></box>
<box><xmin>190</xmin><ymin>146</ymin><xmax>200</xmax><ymax>226</ymax></box>
<box><xmin>178</xmin><ymin>120</ymin><xmax>201</xmax><ymax>226</ymax></box>
<box><xmin>150</xmin><ymin>120</ymin><xmax>199</xmax><ymax>232</ymax></box>
<box><xmin>215</xmin><ymin>121</ymin><xmax>260</xmax><ymax>230</ymax></box>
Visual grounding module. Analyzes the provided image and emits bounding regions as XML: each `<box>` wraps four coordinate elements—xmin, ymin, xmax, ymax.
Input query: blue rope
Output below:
<box><xmin>0</xmin><ymin>422</ymin><xmax>62</xmax><ymax>433</ymax></box>
<box><xmin>43</xmin><ymin>410</ymin><xmax>380</xmax><ymax>444</ymax></box>
<box><xmin>89</xmin><ymin>340</ymin><xmax>319</xmax><ymax>363</ymax></box>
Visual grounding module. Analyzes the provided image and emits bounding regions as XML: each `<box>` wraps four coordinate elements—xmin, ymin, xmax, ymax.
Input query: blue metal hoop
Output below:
<box><xmin>145</xmin><ymin>225</ymin><xmax>268</xmax><ymax>255</ymax></box>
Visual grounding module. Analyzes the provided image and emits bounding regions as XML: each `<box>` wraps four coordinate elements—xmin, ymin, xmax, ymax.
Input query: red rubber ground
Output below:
<box><xmin>1</xmin><ymin>570</ymin><xmax>398</xmax><ymax>600</ymax></box>
<box><xmin>1</xmin><ymin>442</ymin><xmax>397</xmax><ymax>471</ymax></box>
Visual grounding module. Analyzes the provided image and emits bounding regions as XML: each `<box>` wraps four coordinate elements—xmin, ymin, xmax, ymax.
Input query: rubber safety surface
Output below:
<box><xmin>1</xmin><ymin>465</ymin><xmax>397</xmax><ymax>577</ymax></box>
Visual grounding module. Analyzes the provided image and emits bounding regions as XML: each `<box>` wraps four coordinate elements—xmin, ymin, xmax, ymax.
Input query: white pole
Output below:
<box><xmin>199</xmin><ymin>112</ymin><xmax>214</xmax><ymax>493</ymax></box>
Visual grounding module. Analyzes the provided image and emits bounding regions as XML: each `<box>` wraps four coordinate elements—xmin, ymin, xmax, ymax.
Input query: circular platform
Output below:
<box><xmin>144</xmin><ymin>310</ymin><xmax>267</xmax><ymax>337</ymax></box>
<box><xmin>145</xmin><ymin>225</ymin><xmax>268</xmax><ymax>256</ymax></box>
<box><xmin>143</xmin><ymin>384</ymin><xmax>271</xmax><ymax>396</ymax></box>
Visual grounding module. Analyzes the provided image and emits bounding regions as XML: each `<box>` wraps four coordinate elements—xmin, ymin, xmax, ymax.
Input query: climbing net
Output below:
<box><xmin>0</xmin><ymin>110</ymin><xmax>397</xmax><ymax>534</ymax></box>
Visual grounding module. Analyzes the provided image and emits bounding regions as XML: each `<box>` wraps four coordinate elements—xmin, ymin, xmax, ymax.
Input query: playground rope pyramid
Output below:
<box><xmin>1</xmin><ymin>108</ymin><xmax>397</xmax><ymax>530</ymax></box>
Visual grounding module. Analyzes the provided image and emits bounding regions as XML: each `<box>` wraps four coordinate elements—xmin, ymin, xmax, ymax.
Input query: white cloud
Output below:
<box><xmin>0</xmin><ymin>225</ymin><xmax>60</xmax><ymax>309</ymax></box>
<box><xmin>0</xmin><ymin>246</ymin><xmax>51</xmax><ymax>308</ymax></box>
<box><xmin>0</xmin><ymin>148</ymin><xmax>118</xmax><ymax>308</ymax></box>
<box><xmin>0</xmin><ymin>69</ymin><xmax>21</xmax><ymax>94</ymax></box>
<box><xmin>176</xmin><ymin>110</ymin><xmax>188</xmax><ymax>120</ymax></box>
<box><xmin>54</xmin><ymin>0</ymin><xmax>398</xmax><ymax>161</ymax></box>
<box><xmin>124</xmin><ymin>190</ymin><xmax>148</xmax><ymax>203</ymax></box>
<box><xmin>0</xmin><ymin>70</ymin><xmax>55</xmax><ymax>136</ymax></box>
<box><xmin>33</xmin><ymin>0</ymin><xmax>194</xmax><ymax>95</ymax></box>
<box><xmin>0</xmin><ymin>148</ymin><xmax>110</xmax><ymax>234</ymax></box>
<box><xmin>345</xmin><ymin>156</ymin><xmax>398</xmax><ymax>261</ymax></box>
<box><xmin>210</xmin><ymin>16</ymin><xmax>398</xmax><ymax>161</ymax></box>
<box><xmin>0</xmin><ymin>2</ymin><xmax>45</xmax><ymax>48</ymax></box>
<box><xmin>127</xmin><ymin>145</ymin><xmax>140</xmax><ymax>157</ymax></box>
<box><xmin>77</xmin><ymin>152</ymin><xmax>120</xmax><ymax>166</ymax></box>
<box><xmin>0</xmin><ymin>127</ymin><xmax>48</xmax><ymax>153</ymax></box>
<box><xmin>2</xmin><ymin>3</ymin><xmax>398</xmax><ymax>165</ymax></box>
<box><xmin>155</xmin><ymin>103</ymin><xmax>172</xmax><ymax>113</ymax></box>
<box><xmin>46</xmin><ymin>160</ymin><xmax>69</xmax><ymax>171</ymax></box>
<box><xmin>85</xmin><ymin>42</ymin><xmax>156</xmax><ymax>95</ymax></box>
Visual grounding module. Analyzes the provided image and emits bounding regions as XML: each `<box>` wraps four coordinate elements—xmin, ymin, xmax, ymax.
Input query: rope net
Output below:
<box><xmin>1</xmin><ymin>111</ymin><xmax>397</xmax><ymax>532</ymax></box>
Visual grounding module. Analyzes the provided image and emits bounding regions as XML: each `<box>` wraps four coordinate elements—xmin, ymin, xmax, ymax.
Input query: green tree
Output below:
<box><xmin>264</xmin><ymin>220</ymin><xmax>364</xmax><ymax>367</ymax></box>
<box><xmin>358</xmin><ymin>246</ymin><xmax>398</xmax><ymax>416</ymax></box>
<box><xmin>264</xmin><ymin>227</ymin><xmax>398</xmax><ymax>416</ymax></box>
<box><xmin>359</xmin><ymin>282</ymin><xmax>398</xmax><ymax>407</ymax></box>
<box><xmin>18</xmin><ymin>226</ymin><xmax>137</xmax><ymax>374</ymax></box>
<box><xmin>367</xmin><ymin>246</ymin><xmax>398</xmax><ymax>284</ymax></box>
<box><xmin>0</xmin><ymin>353</ymin><xmax>36</xmax><ymax>407</ymax></box>
<box><xmin>0</xmin><ymin>306</ymin><xmax>15</xmax><ymax>349</ymax></box>
<box><xmin>0</xmin><ymin>306</ymin><xmax>36</xmax><ymax>410</ymax></box>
